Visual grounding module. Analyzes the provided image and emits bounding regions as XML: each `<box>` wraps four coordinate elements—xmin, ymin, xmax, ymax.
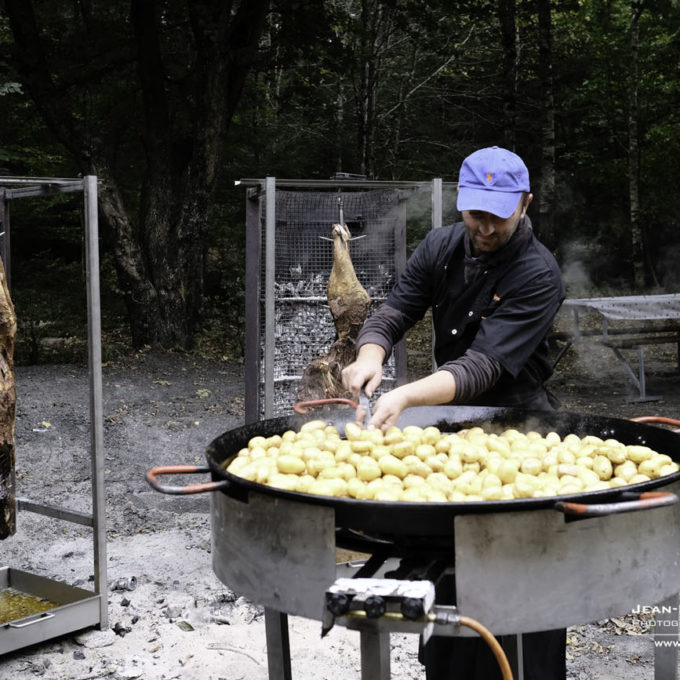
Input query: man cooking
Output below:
<box><xmin>342</xmin><ymin>145</ymin><xmax>566</xmax><ymax>679</ymax></box>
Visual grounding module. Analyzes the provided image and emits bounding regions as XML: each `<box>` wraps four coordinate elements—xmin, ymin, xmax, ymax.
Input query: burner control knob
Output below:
<box><xmin>363</xmin><ymin>595</ymin><xmax>386</xmax><ymax>618</ymax></box>
<box><xmin>325</xmin><ymin>592</ymin><xmax>351</xmax><ymax>616</ymax></box>
<box><xmin>401</xmin><ymin>597</ymin><xmax>425</xmax><ymax>620</ymax></box>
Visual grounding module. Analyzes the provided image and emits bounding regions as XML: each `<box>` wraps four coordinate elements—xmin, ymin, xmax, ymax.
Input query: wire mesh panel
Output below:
<box><xmin>243</xmin><ymin>178</ymin><xmax>455</xmax><ymax>422</ymax></box>
<box><xmin>264</xmin><ymin>188</ymin><xmax>404</xmax><ymax>418</ymax></box>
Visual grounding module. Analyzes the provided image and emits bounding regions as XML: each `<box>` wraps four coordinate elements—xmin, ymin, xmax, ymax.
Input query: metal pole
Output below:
<box><xmin>1</xmin><ymin>190</ymin><xmax>10</xmax><ymax>290</ymax></box>
<box><xmin>244</xmin><ymin>187</ymin><xmax>263</xmax><ymax>424</ymax></box>
<box><xmin>431</xmin><ymin>178</ymin><xmax>443</xmax><ymax>372</ymax></box>
<box><xmin>264</xmin><ymin>177</ymin><xmax>276</xmax><ymax>419</ymax></box>
<box><xmin>431</xmin><ymin>178</ymin><xmax>443</xmax><ymax>230</ymax></box>
<box><xmin>83</xmin><ymin>175</ymin><xmax>108</xmax><ymax>629</ymax></box>
<box><xmin>360</xmin><ymin>629</ymin><xmax>391</xmax><ymax>680</ymax></box>
<box><xmin>264</xmin><ymin>608</ymin><xmax>293</xmax><ymax>680</ymax></box>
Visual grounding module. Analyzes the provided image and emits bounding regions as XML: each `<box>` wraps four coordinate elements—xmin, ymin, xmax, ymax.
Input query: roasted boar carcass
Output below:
<box><xmin>296</xmin><ymin>223</ymin><xmax>370</xmax><ymax>402</ymax></box>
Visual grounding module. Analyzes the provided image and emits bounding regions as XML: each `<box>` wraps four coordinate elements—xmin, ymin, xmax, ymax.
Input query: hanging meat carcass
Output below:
<box><xmin>296</xmin><ymin>223</ymin><xmax>370</xmax><ymax>402</ymax></box>
<box><xmin>0</xmin><ymin>255</ymin><xmax>16</xmax><ymax>539</ymax></box>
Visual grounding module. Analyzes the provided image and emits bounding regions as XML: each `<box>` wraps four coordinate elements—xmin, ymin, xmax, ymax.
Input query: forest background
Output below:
<box><xmin>0</xmin><ymin>0</ymin><xmax>679</xmax><ymax>365</ymax></box>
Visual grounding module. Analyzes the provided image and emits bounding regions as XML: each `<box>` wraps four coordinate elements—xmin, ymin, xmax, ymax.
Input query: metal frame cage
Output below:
<box><xmin>0</xmin><ymin>176</ymin><xmax>107</xmax><ymax>653</ymax></box>
<box><xmin>238</xmin><ymin>177</ymin><xmax>457</xmax><ymax>423</ymax></box>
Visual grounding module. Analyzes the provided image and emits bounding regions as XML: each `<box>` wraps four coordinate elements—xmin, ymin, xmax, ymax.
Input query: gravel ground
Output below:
<box><xmin>0</xmin><ymin>335</ymin><xmax>679</xmax><ymax>680</ymax></box>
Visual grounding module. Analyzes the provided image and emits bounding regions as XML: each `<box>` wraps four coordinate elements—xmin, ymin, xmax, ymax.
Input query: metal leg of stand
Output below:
<box><xmin>264</xmin><ymin>608</ymin><xmax>292</xmax><ymax>680</ymax></box>
<box><xmin>654</xmin><ymin>593</ymin><xmax>679</xmax><ymax>680</ymax></box>
<box><xmin>638</xmin><ymin>346</ymin><xmax>647</xmax><ymax>399</ymax></box>
<box><xmin>360</xmin><ymin>629</ymin><xmax>391</xmax><ymax>680</ymax></box>
<box><xmin>500</xmin><ymin>634</ymin><xmax>523</xmax><ymax>680</ymax></box>
<box><xmin>610</xmin><ymin>346</ymin><xmax>659</xmax><ymax>402</ymax></box>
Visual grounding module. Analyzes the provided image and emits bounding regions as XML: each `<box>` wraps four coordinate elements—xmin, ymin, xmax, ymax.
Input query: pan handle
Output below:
<box><xmin>145</xmin><ymin>465</ymin><xmax>230</xmax><ymax>495</ymax></box>
<box><xmin>630</xmin><ymin>416</ymin><xmax>680</xmax><ymax>434</ymax></box>
<box><xmin>293</xmin><ymin>398</ymin><xmax>358</xmax><ymax>414</ymax></box>
<box><xmin>554</xmin><ymin>490</ymin><xmax>678</xmax><ymax>519</ymax></box>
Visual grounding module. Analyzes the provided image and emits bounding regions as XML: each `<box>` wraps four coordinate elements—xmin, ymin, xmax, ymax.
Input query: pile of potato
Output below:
<box><xmin>224</xmin><ymin>420</ymin><xmax>680</xmax><ymax>502</ymax></box>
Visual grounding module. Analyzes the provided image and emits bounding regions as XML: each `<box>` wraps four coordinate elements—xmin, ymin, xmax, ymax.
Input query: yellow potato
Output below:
<box><xmin>424</xmin><ymin>488</ymin><xmax>448</xmax><ymax>502</ymax></box>
<box><xmin>602</xmin><ymin>444</ymin><xmax>627</xmax><ymax>465</ymax></box>
<box><xmin>578</xmin><ymin>468</ymin><xmax>600</xmax><ymax>487</ymax></box>
<box><xmin>344</xmin><ymin>422</ymin><xmax>363</xmax><ymax>441</ymax></box>
<box><xmin>227</xmin><ymin>456</ymin><xmax>250</xmax><ymax>475</ymax></box>
<box><xmin>382</xmin><ymin>474</ymin><xmax>404</xmax><ymax>488</ymax></box>
<box><xmin>592</xmin><ymin>455</ymin><xmax>613</xmax><ymax>481</ymax></box>
<box><xmin>426</xmin><ymin>472</ymin><xmax>452</xmax><ymax>494</ymax></box>
<box><xmin>248</xmin><ymin>435</ymin><xmax>267</xmax><ymax>450</ymax></box>
<box><xmin>383</xmin><ymin>427</ymin><xmax>405</xmax><ymax>445</ymax></box>
<box><xmin>369</xmin><ymin>445</ymin><xmax>391</xmax><ymax>461</ymax></box>
<box><xmin>443</xmin><ymin>458</ymin><xmax>463</xmax><ymax>480</ymax></box>
<box><xmin>308</xmin><ymin>479</ymin><xmax>338</xmax><ymax>496</ymax></box>
<box><xmin>268</xmin><ymin>473</ymin><xmax>299</xmax><ymax>491</ymax></box>
<box><xmin>626</xmin><ymin>445</ymin><xmax>655</xmax><ymax>463</ymax></box>
<box><xmin>300</xmin><ymin>419</ymin><xmax>327</xmax><ymax>432</ymax></box>
<box><xmin>520</xmin><ymin>458</ymin><xmax>542</xmax><ymax>476</ymax></box>
<box><xmin>415</xmin><ymin>443</ymin><xmax>437</xmax><ymax>461</ymax></box>
<box><xmin>614</xmin><ymin>460</ymin><xmax>637</xmax><ymax>483</ymax></box>
<box><xmin>403</xmin><ymin>474</ymin><xmax>427</xmax><ymax>489</ymax></box>
<box><xmin>557</xmin><ymin>449</ymin><xmax>576</xmax><ymax>465</ymax></box>
<box><xmin>357</xmin><ymin>458</ymin><xmax>381</xmax><ymax>482</ymax></box>
<box><xmin>350</xmin><ymin>439</ymin><xmax>373</xmax><ymax>453</ymax></box>
<box><xmin>360</xmin><ymin>428</ymin><xmax>384</xmax><ymax>445</ymax></box>
<box><xmin>296</xmin><ymin>474</ymin><xmax>315</xmax><ymax>493</ymax></box>
<box><xmin>497</xmin><ymin>459</ymin><xmax>519</xmax><ymax>485</ymax></box>
<box><xmin>404</xmin><ymin>455</ymin><xmax>432</xmax><ymax>478</ymax></box>
<box><xmin>374</xmin><ymin>487</ymin><xmax>401</xmax><ymax>502</ymax></box>
<box><xmin>265</xmin><ymin>434</ymin><xmax>283</xmax><ymax>449</ymax></box>
<box><xmin>276</xmin><ymin>454</ymin><xmax>306</xmax><ymax>475</ymax></box>
<box><xmin>400</xmin><ymin>486</ymin><xmax>427</xmax><ymax>502</ymax></box>
<box><xmin>481</xmin><ymin>485</ymin><xmax>503</xmax><ymax>501</ymax></box>
<box><xmin>391</xmin><ymin>440</ymin><xmax>416</xmax><ymax>459</ymax></box>
<box><xmin>638</xmin><ymin>458</ymin><xmax>665</xmax><ymax>478</ymax></box>
<box><xmin>629</xmin><ymin>473</ymin><xmax>651</xmax><ymax>484</ymax></box>
<box><xmin>660</xmin><ymin>462</ymin><xmax>680</xmax><ymax>477</ymax></box>
<box><xmin>403</xmin><ymin>425</ymin><xmax>424</xmax><ymax>441</ymax></box>
<box><xmin>422</xmin><ymin>426</ymin><xmax>442</xmax><ymax>445</ymax></box>
<box><xmin>425</xmin><ymin>454</ymin><xmax>445</xmax><ymax>473</ymax></box>
<box><xmin>379</xmin><ymin>454</ymin><xmax>408</xmax><ymax>479</ymax></box>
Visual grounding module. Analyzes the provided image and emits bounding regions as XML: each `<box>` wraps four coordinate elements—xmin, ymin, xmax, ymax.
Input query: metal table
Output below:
<box><xmin>556</xmin><ymin>294</ymin><xmax>680</xmax><ymax>401</ymax></box>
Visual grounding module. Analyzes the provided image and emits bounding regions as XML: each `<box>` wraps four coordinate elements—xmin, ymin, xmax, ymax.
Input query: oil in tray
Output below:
<box><xmin>0</xmin><ymin>587</ymin><xmax>58</xmax><ymax>625</ymax></box>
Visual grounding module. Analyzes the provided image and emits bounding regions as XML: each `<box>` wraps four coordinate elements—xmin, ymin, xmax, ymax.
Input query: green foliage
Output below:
<box><xmin>2</xmin><ymin>0</ymin><xmax>680</xmax><ymax>360</ymax></box>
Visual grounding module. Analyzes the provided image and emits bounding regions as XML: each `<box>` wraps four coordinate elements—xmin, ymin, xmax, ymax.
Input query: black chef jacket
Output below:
<box><xmin>359</xmin><ymin>218</ymin><xmax>565</xmax><ymax>406</ymax></box>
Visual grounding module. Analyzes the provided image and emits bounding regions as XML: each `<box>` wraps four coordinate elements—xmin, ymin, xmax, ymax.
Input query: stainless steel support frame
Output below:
<box><xmin>0</xmin><ymin>176</ymin><xmax>107</xmax><ymax>653</ymax></box>
<box><xmin>211</xmin><ymin>483</ymin><xmax>680</xmax><ymax>680</ymax></box>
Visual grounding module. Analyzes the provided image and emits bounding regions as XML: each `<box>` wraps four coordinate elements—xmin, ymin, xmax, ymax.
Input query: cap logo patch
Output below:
<box><xmin>486</xmin><ymin>172</ymin><xmax>493</xmax><ymax>183</ymax></box>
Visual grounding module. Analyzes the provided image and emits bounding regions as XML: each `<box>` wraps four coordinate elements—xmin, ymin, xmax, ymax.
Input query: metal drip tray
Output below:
<box><xmin>0</xmin><ymin>567</ymin><xmax>102</xmax><ymax>654</ymax></box>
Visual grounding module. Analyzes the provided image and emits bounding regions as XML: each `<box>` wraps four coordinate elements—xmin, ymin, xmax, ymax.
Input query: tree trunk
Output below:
<box><xmin>357</xmin><ymin>0</ymin><xmax>394</xmax><ymax>177</ymax></box>
<box><xmin>628</xmin><ymin>1</ymin><xmax>645</xmax><ymax>289</ymax></box>
<box><xmin>497</xmin><ymin>0</ymin><xmax>518</xmax><ymax>150</ymax></box>
<box><xmin>537</xmin><ymin>0</ymin><xmax>556</xmax><ymax>251</ymax></box>
<box><xmin>0</xmin><ymin>257</ymin><xmax>16</xmax><ymax>539</ymax></box>
<box><xmin>2</xmin><ymin>0</ymin><xmax>269</xmax><ymax>348</ymax></box>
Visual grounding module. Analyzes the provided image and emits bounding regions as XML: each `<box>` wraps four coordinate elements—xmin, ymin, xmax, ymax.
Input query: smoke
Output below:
<box><xmin>560</xmin><ymin>240</ymin><xmax>594</xmax><ymax>299</ymax></box>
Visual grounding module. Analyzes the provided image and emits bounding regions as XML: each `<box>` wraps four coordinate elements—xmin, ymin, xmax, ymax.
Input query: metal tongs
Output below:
<box><xmin>359</xmin><ymin>390</ymin><xmax>372</xmax><ymax>427</ymax></box>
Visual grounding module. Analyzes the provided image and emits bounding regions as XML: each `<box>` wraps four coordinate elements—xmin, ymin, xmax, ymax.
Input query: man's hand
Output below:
<box><xmin>368</xmin><ymin>371</ymin><xmax>457</xmax><ymax>433</ymax></box>
<box><xmin>342</xmin><ymin>343</ymin><xmax>385</xmax><ymax>399</ymax></box>
<box><xmin>369</xmin><ymin>387</ymin><xmax>410</xmax><ymax>431</ymax></box>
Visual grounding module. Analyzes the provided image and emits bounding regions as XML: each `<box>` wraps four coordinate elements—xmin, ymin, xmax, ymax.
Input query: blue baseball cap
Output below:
<box><xmin>456</xmin><ymin>146</ymin><xmax>530</xmax><ymax>219</ymax></box>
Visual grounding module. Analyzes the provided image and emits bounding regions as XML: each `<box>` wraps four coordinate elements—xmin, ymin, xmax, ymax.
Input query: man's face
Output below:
<box><xmin>462</xmin><ymin>193</ymin><xmax>532</xmax><ymax>256</ymax></box>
